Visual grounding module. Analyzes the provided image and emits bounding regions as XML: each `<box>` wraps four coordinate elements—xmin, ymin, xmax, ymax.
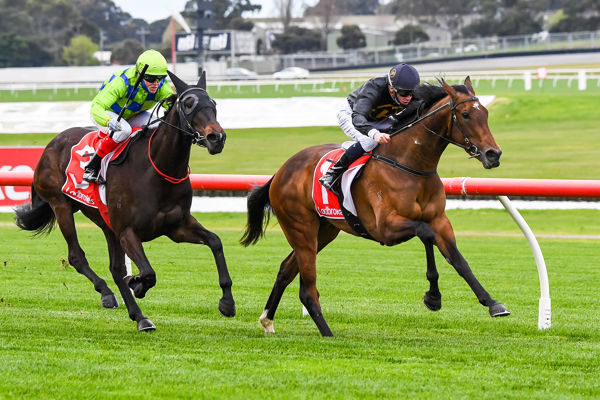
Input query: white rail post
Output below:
<box><xmin>497</xmin><ymin>195</ymin><xmax>551</xmax><ymax>330</ymax></box>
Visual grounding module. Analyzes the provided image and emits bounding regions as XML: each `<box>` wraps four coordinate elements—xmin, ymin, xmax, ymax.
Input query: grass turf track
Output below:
<box><xmin>1</xmin><ymin>210</ymin><xmax>600</xmax><ymax>399</ymax></box>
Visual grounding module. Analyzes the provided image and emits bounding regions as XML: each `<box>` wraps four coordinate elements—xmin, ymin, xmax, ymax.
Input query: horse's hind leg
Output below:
<box><xmin>296</xmin><ymin>222</ymin><xmax>339</xmax><ymax>337</ymax></box>
<box><xmin>52</xmin><ymin>203</ymin><xmax>118</xmax><ymax>308</ymax></box>
<box><xmin>260</xmin><ymin>251</ymin><xmax>299</xmax><ymax>333</ymax></box>
<box><xmin>260</xmin><ymin>221</ymin><xmax>339</xmax><ymax>336</ymax></box>
<box><xmin>168</xmin><ymin>215</ymin><xmax>235</xmax><ymax>317</ymax></box>
<box><xmin>103</xmin><ymin>230</ymin><xmax>155</xmax><ymax>331</ymax></box>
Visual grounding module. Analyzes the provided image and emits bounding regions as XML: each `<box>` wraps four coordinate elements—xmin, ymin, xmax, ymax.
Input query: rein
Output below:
<box><xmin>374</xmin><ymin>95</ymin><xmax>480</xmax><ymax>176</ymax></box>
<box><xmin>145</xmin><ymin>87</ymin><xmax>216</xmax><ymax>184</ymax></box>
<box><xmin>147</xmin><ymin>128</ymin><xmax>190</xmax><ymax>184</ymax></box>
<box><xmin>389</xmin><ymin>96</ymin><xmax>480</xmax><ymax>156</ymax></box>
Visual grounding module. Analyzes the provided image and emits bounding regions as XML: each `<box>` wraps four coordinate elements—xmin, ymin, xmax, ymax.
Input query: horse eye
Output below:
<box><xmin>184</xmin><ymin>98</ymin><xmax>195</xmax><ymax>112</ymax></box>
<box><xmin>461</xmin><ymin>111</ymin><xmax>469</xmax><ymax>119</ymax></box>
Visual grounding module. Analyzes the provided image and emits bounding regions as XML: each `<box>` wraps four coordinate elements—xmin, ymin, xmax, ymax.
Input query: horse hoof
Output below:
<box><xmin>423</xmin><ymin>292</ymin><xmax>442</xmax><ymax>311</ymax></box>
<box><xmin>137</xmin><ymin>319</ymin><xmax>156</xmax><ymax>331</ymax></box>
<box><xmin>125</xmin><ymin>275</ymin><xmax>147</xmax><ymax>299</ymax></box>
<box><xmin>259</xmin><ymin>310</ymin><xmax>275</xmax><ymax>334</ymax></box>
<box><xmin>101</xmin><ymin>293</ymin><xmax>119</xmax><ymax>309</ymax></box>
<box><xmin>218</xmin><ymin>298</ymin><xmax>236</xmax><ymax>318</ymax></box>
<box><xmin>489</xmin><ymin>302</ymin><xmax>511</xmax><ymax>317</ymax></box>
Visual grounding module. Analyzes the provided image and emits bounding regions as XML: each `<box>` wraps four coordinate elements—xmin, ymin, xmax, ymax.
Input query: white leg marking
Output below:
<box><xmin>259</xmin><ymin>309</ymin><xmax>275</xmax><ymax>334</ymax></box>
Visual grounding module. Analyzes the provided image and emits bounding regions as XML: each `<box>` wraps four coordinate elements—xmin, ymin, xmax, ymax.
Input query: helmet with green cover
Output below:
<box><xmin>136</xmin><ymin>49</ymin><xmax>168</xmax><ymax>76</ymax></box>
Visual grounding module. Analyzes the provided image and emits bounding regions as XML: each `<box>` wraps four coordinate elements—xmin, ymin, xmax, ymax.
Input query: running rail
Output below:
<box><xmin>4</xmin><ymin>172</ymin><xmax>600</xmax><ymax>329</ymax></box>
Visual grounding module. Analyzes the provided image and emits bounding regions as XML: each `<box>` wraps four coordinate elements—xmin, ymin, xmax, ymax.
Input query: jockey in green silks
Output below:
<box><xmin>83</xmin><ymin>49</ymin><xmax>174</xmax><ymax>183</ymax></box>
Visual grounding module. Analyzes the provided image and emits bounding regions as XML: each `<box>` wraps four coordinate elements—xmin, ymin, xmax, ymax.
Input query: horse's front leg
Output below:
<box><xmin>382</xmin><ymin>218</ymin><xmax>442</xmax><ymax>311</ymax></box>
<box><xmin>103</xmin><ymin>229</ymin><xmax>155</xmax><ymax>331</ymax></box>
<box><xmin>168</xmin><ymin>215</ymin><xmax>235</xmax><ymax>317</ymax></box>
<box><xmin>119</xmin><ymin>227</ymin><xmax>156</xmax><ymax>299</ymax></box>
<box><xmin>415</xmin><ymin>223</ymin><xmax>442</xmax><ymax>312</ymax></box>
<box><xmin>431</xmin><ymin>215</ymin><xmax>510</xmax><ymax>317</ymax></box>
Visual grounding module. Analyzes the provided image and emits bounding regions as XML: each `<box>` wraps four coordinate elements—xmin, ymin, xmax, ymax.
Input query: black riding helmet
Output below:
<box><xmin>387</xmin><ymin>63</ymin><xmax>420</xmax><ymax>91</ymax></box>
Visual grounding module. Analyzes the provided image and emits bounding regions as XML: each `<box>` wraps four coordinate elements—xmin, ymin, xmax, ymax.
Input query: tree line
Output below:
<box><xmin>0</xmin><ymin>0</ymin><xmax>262</xmax><ymax>68</ymax></box>
<box><xmin>0</xmin><ymin>0</ymin><xmax>597</xmax><ymax>66</ymax></box>
<box><xmin>272</xmin><ymin>0</ymin><xmax>599</xmax><ymax>53</ymax></box>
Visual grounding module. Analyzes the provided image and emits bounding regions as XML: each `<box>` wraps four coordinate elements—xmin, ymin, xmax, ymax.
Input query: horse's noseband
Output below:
<box><xmin>449</xmin><ymin>97</ymin><xmax>481</xmax><ymax>158</ymax></box>
<box><xmin>175</xmin><ymin>87</ymin><xmax>218</xmax><ymax>146</ymax></box>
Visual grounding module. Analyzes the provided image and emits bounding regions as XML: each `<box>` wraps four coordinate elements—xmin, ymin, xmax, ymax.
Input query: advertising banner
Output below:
<box><xmin>0</xmin><ymin>147</ymin><xmax>44</xmax><ymax>208</ymax></box>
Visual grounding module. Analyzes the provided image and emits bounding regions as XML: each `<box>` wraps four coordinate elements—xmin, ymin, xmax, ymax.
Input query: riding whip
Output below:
<box><xmin>110</xmin><ymin>63</ymin><xmax>149</xmax><ymax>138</ymax></box>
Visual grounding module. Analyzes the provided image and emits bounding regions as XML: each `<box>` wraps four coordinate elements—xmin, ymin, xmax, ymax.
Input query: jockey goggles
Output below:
<box><xmin>143</xmin><ymin>74</ymin><xmax>166</xmax><ymax>83</ymax></box>
<box><xmin>392</xmin><ymin>88</ymin><xmax>414</xmax><ymax>97</ymax></box>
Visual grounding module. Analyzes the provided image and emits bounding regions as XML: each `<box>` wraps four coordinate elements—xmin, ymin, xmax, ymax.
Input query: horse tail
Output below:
<box><xmin>14</xmin><ymin>187</ymin><xmax>56</xmax><ymax>236</ymax></box>
<box><xmin>240</xmin><ymin>177</ymin><xmax>274</xmax><ymax>247</ymax></box>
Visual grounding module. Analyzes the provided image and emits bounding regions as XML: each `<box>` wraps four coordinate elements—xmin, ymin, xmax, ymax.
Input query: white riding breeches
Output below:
<box><xmin>91</xmin><ymin>111</ymin><xmax>152</xmax><ymax>142</ymax></box>
<box><xmin>337</xmin><ymin>102</ymin><xmax>378</xmax><ymax>152</ymax></box>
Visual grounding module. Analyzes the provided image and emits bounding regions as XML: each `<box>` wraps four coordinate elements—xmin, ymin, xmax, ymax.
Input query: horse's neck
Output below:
<box><xmin>149</xmin><ymin>114</ymin><xmax>192</xmax><ymax>174</ymax></box>
<box><xmin>376</xmin><ymin>98</ymin><xmax>451</xmax><ymax>172</ymax></box>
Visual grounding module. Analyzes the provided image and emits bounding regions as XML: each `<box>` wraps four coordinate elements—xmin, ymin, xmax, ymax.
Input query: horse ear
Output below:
<box><xmin>464</xmin><ymin>76</ymin><xmax>476</xmax><ymax>95</ymax></box>
<box><xmin>441</xmin><ymin>78</ymin><xmax>458</xmax><ymax>99</ymax></box>
<box><xmin>197</xmin><ymin>70</ymin><xmax>207</xmax><ymax>90</ymax></box>
<box><xmin>167</xmin><ymin>71</ymin><xmax>189</xmax><ymax>94</ymax></box>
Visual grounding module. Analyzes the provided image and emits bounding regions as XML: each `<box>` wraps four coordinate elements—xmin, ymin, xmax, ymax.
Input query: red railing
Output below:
<box><xmin>3</xmin><ymin>171</ymin><xmax>600</xmax><ymax>198</ymax></box>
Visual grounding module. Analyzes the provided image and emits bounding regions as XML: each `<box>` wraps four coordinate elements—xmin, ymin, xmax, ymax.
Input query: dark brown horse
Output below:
<box><xmin>15</xmin><ymin>71</ymin><xmax>235</xmax><ymax>331</ymax></box>
<box><xmin>241</xmin><ymin>77</ymin><xmax>509</xmax><ymax>337</ymax></box>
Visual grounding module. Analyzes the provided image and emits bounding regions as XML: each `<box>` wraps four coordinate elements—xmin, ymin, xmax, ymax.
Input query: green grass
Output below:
<box><xmin>1</xmin><ymin>210</ymin><xmax>599</xmax><ymax>399</ymax></box>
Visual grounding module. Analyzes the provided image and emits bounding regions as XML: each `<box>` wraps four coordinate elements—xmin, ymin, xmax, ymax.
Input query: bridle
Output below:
<box><xmin>389</xmin><ymin>95</ymin><xmax>481</xmax><ymax>158</ymax></box>
<box><xmin>150</xmin><ymin>87</ymin><xmax>219</xmax><ymax>147</ymax></box>
<box><xmin>146</xmin><ymin>86</ymin><xmax>220</xmax><ymax>184</ymax></box>
<box><xmin>372</xmin><ymin>94</ymin><xmax>481</xmax><ymax>177</ymax></box>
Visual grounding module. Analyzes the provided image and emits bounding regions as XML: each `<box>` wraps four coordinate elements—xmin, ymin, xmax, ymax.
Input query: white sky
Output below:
<box><xmin>112</xmin><ymin>0</ymin><xmax>318</xmax><ymax>24</ymax></box>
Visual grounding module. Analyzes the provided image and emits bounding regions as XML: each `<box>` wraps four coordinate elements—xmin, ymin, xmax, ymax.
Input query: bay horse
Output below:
<box><xmin>241</xmin><ymin>77</ymin><xmax>509</xmax><ymax>337</ymax></box>
<box><xmin>15</xmin><ymin>71</ymin><xmax>235</xmax><ymax>331</ymax></box>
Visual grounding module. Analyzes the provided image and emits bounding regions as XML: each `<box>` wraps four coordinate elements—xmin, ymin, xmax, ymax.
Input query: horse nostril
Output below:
<box><xmin>485</xmin><ymin>149</ymin><xmax>502</xmax><ymax>164</ymax></box>
<box><xmin>208</xmin><ymin>132</ymin><xmax>224</xmax><ymax>142</ymax></box>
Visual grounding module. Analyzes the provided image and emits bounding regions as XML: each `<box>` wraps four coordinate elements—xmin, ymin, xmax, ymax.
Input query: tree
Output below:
<box><xmin>495</xmin><ymin>9</ymin><xmax>542</xmax><ymax>36</ymax></box>
<box><xmin>183</xmin><ymin>0</ymin><xmax>260</xmax><ymax>30</ymax></box>
<box><xmin>305</xmin><ymin>0</ymin><xmax>378</xmax><ymax>15</ymax></box>
<box><xmin>393</xmin><ymin>25</ymin><xmax>430</xmax><ymax>45</ymax></box>
<box><xmin>275</xmin><ymin>0</ymin><xmax>295</xmax><ymax>32</ymax></box>
<box><xmin>304</xmin><ymin>0</ymin><xmax>336</xmax><ymax>50</ymax></box>
<box><xmin>63</xmin><ymin>35</ymin><xmax>99</xmax><ymax>66</ymax></box>
<box><xmin>110</xmin><ymin>39</ymin><xmax>144</xmax><ymax>64</ymax></box>
<box><xmin>271</xmin><ymin>26</ymin><xmax>321</xmax><ymax>54</ymax></box>
<box><xmin>0</xmin><ymin>32</ymin><xmax>52</xmax><ymax>67</ymax></box>
<box><xmin>336</xmin><ymin>25</ymin><xmax>366</xmax><ymax>50</ymax></box>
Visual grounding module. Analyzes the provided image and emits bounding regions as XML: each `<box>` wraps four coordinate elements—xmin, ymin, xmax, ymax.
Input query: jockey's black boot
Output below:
<box><xmin>319</xmin><ymin>142</ymin><xmax>366</xmax><ymax>195</ymax></box>
<box><xmin>82</xmin><ymin>153</ymin><xmax>102</xmax><ymax>183</ymax></box>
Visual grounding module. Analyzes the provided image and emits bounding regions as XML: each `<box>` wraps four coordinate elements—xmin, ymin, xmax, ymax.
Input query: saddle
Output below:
<box><xmin>313</xmin><ymin>149</ymin><xmax>378</xmax><ymax>242</ymax></box>
<box><xmin>61</xmin><ymin>127</ymin><xmax>145</xmax><ymax>229</ymax></box>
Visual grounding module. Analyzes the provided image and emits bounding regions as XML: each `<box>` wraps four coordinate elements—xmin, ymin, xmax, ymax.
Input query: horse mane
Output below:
<box><xmin>385</xmin><ymin>79</ymin><xmax>471</xmax><ymax>132</ymax></box>
<box><xmin>414</xmin><ymin>78</ymin><xmax>470</xmax><ymax>110</ymax></box>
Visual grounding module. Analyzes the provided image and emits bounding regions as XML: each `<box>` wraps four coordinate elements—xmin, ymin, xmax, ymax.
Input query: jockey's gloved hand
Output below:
<box><xmin>108</xmin><ymin>116</ymin><xmax>122</xmax><ymax>132</ymax></box>
<box><xmin>368</xmin><ymin>129</ymin><xmax>391</xmax><ymax>144</ymax></box>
